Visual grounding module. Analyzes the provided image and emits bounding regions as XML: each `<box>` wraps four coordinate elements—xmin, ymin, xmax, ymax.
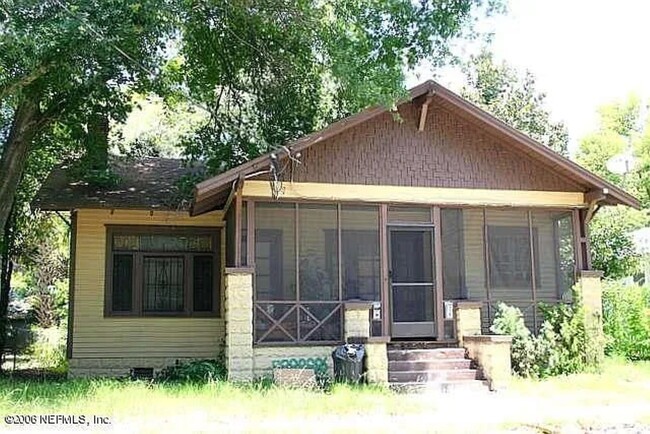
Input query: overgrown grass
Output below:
<box><xmin>1</xmin><ymin>359</ymin><xmax>649</xmax><ymax>432</ymax></box>
<box><xmin>0</xmin><ymin>378</ymin><xmax>422</xmax><ymax>417</ymax></box>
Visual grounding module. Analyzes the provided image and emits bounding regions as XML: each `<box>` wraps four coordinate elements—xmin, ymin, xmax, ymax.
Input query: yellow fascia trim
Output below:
<box><xmin>242</xmin><ymin>181</ymin><xmax>586</xmax><ymax>208</ymax></box>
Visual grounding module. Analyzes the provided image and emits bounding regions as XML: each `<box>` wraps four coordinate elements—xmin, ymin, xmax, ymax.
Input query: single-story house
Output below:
<box><xmin>36</xmin><ymin>81</ymin><xmax>638</xmax><ymax>387</ymax></box>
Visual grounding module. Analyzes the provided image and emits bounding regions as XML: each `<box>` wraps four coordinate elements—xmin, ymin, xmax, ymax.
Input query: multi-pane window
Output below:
<box><xmin>106</xmin><ymin>227</ymin><xmax>220</xmax><ymax>316</ymax></box>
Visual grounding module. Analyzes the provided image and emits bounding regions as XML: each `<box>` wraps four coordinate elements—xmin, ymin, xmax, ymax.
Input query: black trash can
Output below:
<box><xmin>332</xmin><ymin>344</ymin><xmax>365</xmax><ymax>383</ymax></box>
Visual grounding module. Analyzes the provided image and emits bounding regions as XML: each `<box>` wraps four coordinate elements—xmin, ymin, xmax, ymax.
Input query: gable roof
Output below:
<box><xmin>192</xmin><ymin>80</ymin><xmax>640</xmax><ymax>214</ymax></box>
<box><xmin>36</xmin><ymin>156</ymin><xmax>203</xmax><ymax>211</ymax></box>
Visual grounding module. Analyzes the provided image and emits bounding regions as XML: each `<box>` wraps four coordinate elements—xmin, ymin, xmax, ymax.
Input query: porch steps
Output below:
<box><xmin>387</xmin><ymin>345</ymin><xmax>488</xmax><ymax>393</ymax></box>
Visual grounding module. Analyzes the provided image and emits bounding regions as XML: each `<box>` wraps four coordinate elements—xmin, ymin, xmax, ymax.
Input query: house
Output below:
<box><xmin>36</xmin><ymin>81</ymin><xmax>638</xmax><ymax>386</ymax></box>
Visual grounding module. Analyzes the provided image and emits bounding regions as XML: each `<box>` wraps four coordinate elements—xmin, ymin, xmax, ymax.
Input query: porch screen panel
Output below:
<box><xmin>340</xmin><ymin>205</ymin><xmax>380</xmax><ymax>301</ymax></box>
<box><xmin>441</xmin><ymin>208</ymin><xmax>465</xmax><ymax>300</ymax></box>
<box><xmin>299</xmin><ymin>204</ymin><xmax>338</xmax><ymax>301</ymax></box>
<box><xmin>462</xmin><ymin>209</ymin><xmax>486</xmax><ymax>301</ymax></box>
<box><xmin>531</xmin><ymin>210</ymin><xmax>562</xmax><ymax>303</ymax></box>
<box><xmin>485</xmin><ymin>209</ymin><xmax>538</xmax><ymax>331</ymax></box>
<box><xmin>255</xmin><ymin>203</ymin><xmax>296</xmax><ymax>301</ymax></box>
<box><xmin>555</xmin><ymin>211</ymin><xmax>575</xmax><ymax>300</ymax></box>
<box><xmin>241</xmin><ymin>202</ymin><xmax>248</xmax><ymax>266</ymax></box>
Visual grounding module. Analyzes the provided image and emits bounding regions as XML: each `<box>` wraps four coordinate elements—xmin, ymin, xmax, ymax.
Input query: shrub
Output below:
<box><xmin>490</xmin><ymin>288</ymin><xmax>602</xmax><ymax>378</ymax></box>
<box><xmin>157</xmin><ymin>359</ymin><xmax>227</xmax><ymax>383</ymax></box>
<box><xmin>29</xmin><ymin>326</ymin><xmax>67</xmax><ymax>372</ymax></box>
<box><xmin>490</xmin><ymin>303</ymin><xmax>538</xmax><ymax>377</ymax></box>
<box><xmin>602</xmin><ymin>281</ymin><xmax>650</xmax><ymax>360</ymax></box>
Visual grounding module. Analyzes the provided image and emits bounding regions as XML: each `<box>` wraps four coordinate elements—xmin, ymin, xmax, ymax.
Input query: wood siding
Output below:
<box><xmin>72</xmin><ymin>209</ymin><xmax>225</xmax><ymax>359</ymax></box>
<box><xmin>255</xmin><ymin>101</ymin><xmax>584</xmax><ymax>193</ymax></box>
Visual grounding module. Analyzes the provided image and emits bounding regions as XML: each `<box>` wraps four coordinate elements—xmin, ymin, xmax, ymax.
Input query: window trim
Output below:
<box><xmin>104</xmin><ymin>225</ymin><xmax>221</xmax><ymax>318</ymax></box>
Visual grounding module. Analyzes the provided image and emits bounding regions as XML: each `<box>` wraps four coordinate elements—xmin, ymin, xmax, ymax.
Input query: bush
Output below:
<box><xmin>602</xmin><ymin>281</ymin><xmax>650</xmax><ymax>360</ymax></box>
<box><xmin>490</xmin><ymin>303</ymin><xmax>538</xmax><ymax>377</ymax></box>
<box><xmin>157</xmin><ymin>359</ymin><xmax>227</xmax><ymax>383</ymax></box>
<box><xmin>490</xmin><ymin>288</ymin><xmax>601</xmax><ymax>378</ymax></box>
<box><xmin>29</xmin><ymin>326</ymin><xmax>67</xmax><ymax>372</ymax></box>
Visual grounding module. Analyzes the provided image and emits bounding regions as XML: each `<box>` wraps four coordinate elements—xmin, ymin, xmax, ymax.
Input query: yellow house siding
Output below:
<box><xmin>72</xmin><ymin>209</ymin><xmax>225</xmax><ymax>359</ymax></box>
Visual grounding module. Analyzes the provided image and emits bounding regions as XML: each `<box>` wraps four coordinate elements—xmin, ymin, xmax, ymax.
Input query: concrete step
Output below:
<box><xmin>388</xmin><ymin>368</ymin><xmax>481</xmax><ymax>383</ymax></box>
<box><xmin>388</xmin><ymin>359</ymin><xmax>472</xmax><ymax>371</ymax></box>
<box><xmin>389</xmin><ymin>380</ymin><xmax>490</xmax><ymax>394</ymax></box>
<box><xmin>387</xmin><ymin>348</ymin><xmax>466</xmax><ymax>361</ymax></box>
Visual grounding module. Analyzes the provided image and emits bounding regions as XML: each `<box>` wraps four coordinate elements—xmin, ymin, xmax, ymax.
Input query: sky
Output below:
<box><xmin>406</xmin><ymin>0</ymin><xmax>650</xmax><ymax>154</ymax></box>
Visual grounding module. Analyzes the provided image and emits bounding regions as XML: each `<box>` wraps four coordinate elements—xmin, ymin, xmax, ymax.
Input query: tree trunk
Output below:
<box><xmin>0</xmin><ymin>208</ymin><xmax>15</xmax><ymax>372</ymax></box>
<box><xmin>0</xmin><ymin>98</ymin><xmax>40</xmax><ymax>235</ymax></box>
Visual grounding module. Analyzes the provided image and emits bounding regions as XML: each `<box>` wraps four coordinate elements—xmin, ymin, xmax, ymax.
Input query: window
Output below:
<box><xmin>488</xmin><ymin>225</ymin><xmax>539</xmax><ymax>289</ymax></box>
<box><xmin>105</xmin><ymin>227</ymin><xmax>220</xmax><ymax>316</ymax></box>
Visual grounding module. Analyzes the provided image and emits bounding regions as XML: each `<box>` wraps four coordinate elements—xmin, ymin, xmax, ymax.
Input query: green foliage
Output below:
<box><xmin>576</xmin><ymin>94</ymin><xmax>649</xmax><ymax>205</ymax></box>
<box><xmin>461</xmin><ymin>49</ymin><xmax>569</xmax><ymax>156</ymax></box>
<box><xmin>28</xmin><ymin>326</ymin><xmax>67</xmax><ymax>373</ymax></box>
<box><xmin>491</xmin><ymin>291</ymin><xmax>602</xmax><ymax>378</ymax></box>
<box><xmin>589</xmin><ymin>207</ymin><xmax>644</xmax><ymax>279</ymax></box>
<box><xmin>157</xmin><ymin>359</ymin><xmax>227</xmax><ymax>383</ymax></box>
<box><xmin>15</xmin><ymin>213</ymin><xmax>69</xmax><ymax>328</ymax></box>
<box><xmin>490</xmin><ymin>303</ymin><xmax>538</xmax><ymax>377</ymax></box>
<box><xmin>602</xmin><ymin>281</ymin><xmax>650</xmax><ymax>361</ymax></box>
<box><xmin>177</xmin><ymin>0</ymin><xmax>505</xmax><ymax>173</ymax></box>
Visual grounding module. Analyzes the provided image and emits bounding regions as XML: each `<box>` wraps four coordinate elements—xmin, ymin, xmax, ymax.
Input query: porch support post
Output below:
<box><xmin>433</xmin><ymin>206</ymin><xmax>444</xmax><ymax>339</ymax></box>
<box><xmin>379</xmin><ymin>204</ymin><xmax>389</xmax><ymax>336</ymax></box>
<box><xmin>365</xmin><ymin>337</ymin><xmax>389</xmax><ymax>385</ymax></box>
<box><xmin>343</xmin><ymin>301</ymin><xmax>373</xmax><ymax>341</ymax></box>
<box><xmin>575</xmin><ymin>270</ymin><xmax>605</xmax><ymax>367</ymax></box>
<box><xmin>454</xmin><ymin>301</ymin><xmax>482</xmax><ymax>346</ymax></box>
<box><xmin>344</xmin><ymin>301</ymin><xmax>388</xmax><ymax>385</ymax></box>
<box><xmin>224</xmin><ymin>267</ymin><xmax>254</xmax><ymax>381</ymax></box>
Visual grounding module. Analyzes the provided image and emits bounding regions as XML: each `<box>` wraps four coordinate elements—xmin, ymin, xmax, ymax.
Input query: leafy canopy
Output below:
<box><xmin>174</xmin><ymin>0</ymin><xmax>505</xmax><ymax>173</ymax></box>
<box><xmin>461</xmin><ymin>49</ymin><xmax>569</xmax><ymax>156</ymax></box>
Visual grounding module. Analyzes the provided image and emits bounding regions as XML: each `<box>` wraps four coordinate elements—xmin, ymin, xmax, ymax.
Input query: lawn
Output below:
<box><xmin>1</xmin><ymin>358</ymin><xmax>649</xmax><ymax>433</ymax></box>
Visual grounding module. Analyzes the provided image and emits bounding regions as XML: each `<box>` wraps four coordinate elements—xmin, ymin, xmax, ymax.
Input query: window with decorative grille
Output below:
<box><xmin>105</xmin><ymin>227</ymin><xmax>220</xmax><ymax>317</ymax></box>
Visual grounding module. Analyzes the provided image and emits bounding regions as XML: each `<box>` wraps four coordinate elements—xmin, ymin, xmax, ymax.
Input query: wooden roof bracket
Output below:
<box><xmin>585</xmin><ymin>188</ymin><xmax>608</xmax><ymax>224</ymax></box>
<box><xmin>222</xmin><ymin>175</ymin><xmax>245</xmax><ymax>217</ymax></box>
<box><xmin>418</xmin><ymin>90</ymin><xmax>436</xmax><ymax>132</ymax></box>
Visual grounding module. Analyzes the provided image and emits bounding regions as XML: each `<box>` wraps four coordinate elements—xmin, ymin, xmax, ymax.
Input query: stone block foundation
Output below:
<box><xmin>68</xmin><ymin>357</ymin><xmax>198</xmax><ymax>378</ymax></box>
<box><xmin>454</xmin><ymin>301</ymin><xmax>482</xmax><ymax>346</ymax></box>
<box><xmin>463</xmin><ymin>335</ymin><xmax>512</xmax><ymax>391</ymax></box>
<box><xmin>224</xmin><ymin>268</ymin><xmax>254</xmax><ymax>382</ymax></box>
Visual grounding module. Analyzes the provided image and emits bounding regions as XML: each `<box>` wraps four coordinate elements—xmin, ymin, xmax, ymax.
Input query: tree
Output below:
<box><xmin>590</xmin><ymin>207</ymin><xmax>641</xmax><ymax>279</ymax></box>
<box><xmin>0</xmin><ymin>0</ymin><xmax>505</xmax><ymax>366</ymax></box>
<box><xmin>0</xmin><ymin>0</ymin><xmax>177</xmax><ymax>231</ymax></box>
<box><xmin>0</xmin><ymin>0</ymin><xmax>177</xmax><ymax>366</ymax></box>
<box><xmin>461</xmin><ymin>50</ymin><xmax>569</xmax><ymax>156</ymax></box>
<box><xmin>175</xmin><ymin>0</ymin><xmax>505</xmax><ymax>173</ymax></box>
<box><xmin>576</xmin><ymin>95</ymin><xmax>649</xmax><ymax>278</ymax></box>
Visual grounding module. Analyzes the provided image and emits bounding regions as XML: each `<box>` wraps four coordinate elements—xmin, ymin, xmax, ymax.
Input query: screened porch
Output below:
<box><xmin>225</xmin><ymin>201</ymin><xmax>580</xmax><ymax>345</ymax></box>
